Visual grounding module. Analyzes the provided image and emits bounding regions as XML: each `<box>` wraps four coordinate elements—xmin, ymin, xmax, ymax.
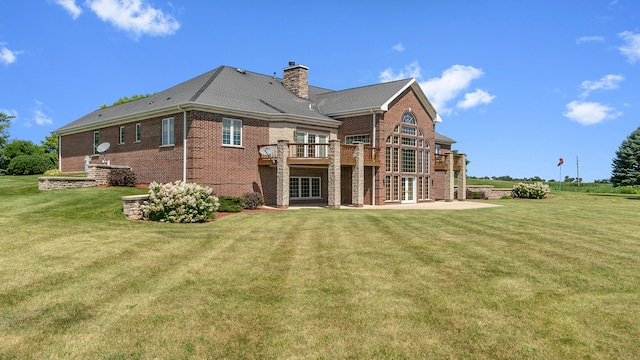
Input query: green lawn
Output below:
<box><xmin>1</xmin><ymin>176</ymin><xmax>640</xmax><ymax>359</ymax></box>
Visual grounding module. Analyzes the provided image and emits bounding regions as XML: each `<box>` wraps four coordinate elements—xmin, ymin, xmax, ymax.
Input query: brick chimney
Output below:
<box><xmin>283</xmin><ymin>61</ymin><xmax>309</xmax><ymax>99</ymax></box>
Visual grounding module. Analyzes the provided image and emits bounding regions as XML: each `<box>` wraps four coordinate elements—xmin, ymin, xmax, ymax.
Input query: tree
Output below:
<box><xmin>0</xmin><ymin>111</ymin><xmax>15</xmax><ymax>148</ymax></box>
<box><xmin>41</xmin><ymin>132</ymin><xmax>59</xmax><ymax>167</ymax></box>
<box><xmin>100</xmin><ymin>93</ymin><xmax>155</xmax><ymax>109</ymax></box>
<box><xmin>611</xmin><ymin>126</ymin><xmax>640</xmax><ymax>187</ymax></box>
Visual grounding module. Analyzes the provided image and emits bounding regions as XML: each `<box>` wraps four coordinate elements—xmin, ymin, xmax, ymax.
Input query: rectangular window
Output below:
<box><xmin>162</xmin><ymin>118</ymin><xmax>174</xmax><ymax>146</ymax></box>
<box><xmin>385</xmin><ymin>175</ymin><xmax>392</xmax><ymax>201</ymax></box>
<box><xmin>418</xmin><ymin>176</ymin><xmax>423</xmax><ymax>200</ymax></box>
<box><xmin>402</xmin><ymin>149</ymin><xmax>416</xmax><ymax>173</ymax></box>
<box><xmin>425</xmin><ymin>150</ymin><xmax>430</xmax><ymax>173</ymax></box>
<box><xmin>401</xmin><ymin>137</ymin><xmax>416</xmax><ymax>146</ymax></box>
<box><xmin>385</xmin><ymin>147</ymin><xmax>392</xmax><ymax>172</ymax></box>
<box><xmin>417</xmin><ymin>150</ymin><xmax>423</xmax><ymax>173</ymax></box>
<box><xmin>93</xmin><ymin>131</ymin><xmax>99</xmax><ymax>155</ymax></box>
<box><xmin>295</xmin><ymin>131</ymin><xmax>328</xmax><ymax>157</ymax></box>
<box><xmin>223</xmin><ymin>118</ymin><xmax>242</xmax><ymax>146</ymax></box>
<box><xmin>393</xmin><ymin>176</ymin><xmax>400</xmax><ymax>201</ymax></box>
<box><xmin>119</xmin><ymin>126</ymin><xmax>125</xmax><ymax>144</ymax></box>
<box><xmin>393</xmin><ymin>148</ymin><xmax>399</xmax><ymax>172</ymax></box>
<box><xmin>290</xmin><ymin>177</ymin><xmax>321</xmax><ymax>199</ymax></box>
<box><xmin>401</xmin><ymin>126</ymin><xmax>416</xmax><ymax>136</ymax></box>
<box><xmin>345</xmin><ymin>134</ymin><xmax>370</xmax><ymax>144</ymax></box>
<box><xmin>135</xmin><ymin>123</ymin><xmax>141</xmax><ymax>142</ymax></box>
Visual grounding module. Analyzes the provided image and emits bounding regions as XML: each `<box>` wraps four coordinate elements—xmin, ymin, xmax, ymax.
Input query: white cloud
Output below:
<box><xmin>418</xmin><ymin>65</ymin><xmax>486</xmax><ymax>114</ymax></box>
<box><xmin>457</xmin><ymin>89</ymin><xmax>495</xmax><ymax>109</ymax></box>
<box><xmin>392</xmin><ymin>43</ymin><xmax>405</xmax><ymax>52</ymax></box>
<box><xmin>576</xmin><ymin>36</ymin><xmax>604</xmax><ymax>44</ymax></box>
<box><xmin>55</xmin><ymin>0</ymin><xmax>82</xmax><ymax>19</ymax></box>
<box><xmin>0</xmin><ymin>45</ymin><xmax>21</xmax><ymax>65</ymax></box>
<box><xmin>379</xmin><ymin>61</ymin><xmax>422</xmax><ymax>82</ymax></box>
<box><xmin>31</xmin><ymin>100</ymin><xmax>54</xmax><ymax>126</ymax></box>
<box><xmin>379</xmin><ymin>63</ymin><xmax>493</xmax><ymax>114</ymax></box>
<box><xmin>618</xmin><ymin>31</ymin><xmax>640</xmax><ymax>63</ymax></box>
<box><xmin>580</xmin><ymin>74</ymin><xmax>624</xmax><ymax>97</ymax></box>
<box><xmin>86</xmin><ymin>0</ymin><xmax>180</xmax><ymax>38</ymax></box>
<box><xmin>563</xmin><ymin>101</ymin><xmax>621</xmax><ymax>125</ymax></box>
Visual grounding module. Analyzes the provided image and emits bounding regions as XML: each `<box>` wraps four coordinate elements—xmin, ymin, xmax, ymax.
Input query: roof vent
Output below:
<box><xmin>236</xmin><ymin>68</ymin><xmax>246</xmax><ymax>74</ymax></box>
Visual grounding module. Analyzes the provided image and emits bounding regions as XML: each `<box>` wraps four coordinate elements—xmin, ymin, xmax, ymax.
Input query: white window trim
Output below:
<box><xmin>290</xmin><ymin>177</ymin><xmax>322</xmax><ymax>199</ymax></box>
<box><xmin>119</xmin><ymin>126</ymin><xmax>125</xmax><ymax>145</ymax></box>
<box><xmin>135</xmin><ymin>123</ymin><xmax>141</xmax><ymax>142</ymax></box>
<box><xmin>93</xmin><ymin>131</ymin><xmax>99</xmax><ymax>155</ymax></box>
<box><xmin>345</xmin><ymin>134</ymin><xmax>371</xmax><ymax>144</ymax></box>
<box><xmin>162</xmin><ymin>117</ymin><xmax>175</xmax><ymax>147</ymax></box>
<box><xmin>222</xmin><ymin>118</ymin><xmax>242</xmax><ymax>147</ymax></box>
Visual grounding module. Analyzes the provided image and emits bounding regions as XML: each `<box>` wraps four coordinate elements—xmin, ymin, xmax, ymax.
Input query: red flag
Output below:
<box><xmin>557</xmin><ymin>157</ymin><xmax>564</xmax><ymax>166</ymax></box>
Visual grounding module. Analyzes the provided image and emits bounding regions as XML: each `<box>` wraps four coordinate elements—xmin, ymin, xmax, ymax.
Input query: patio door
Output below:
<box><xmin>402</xmin><ymin>176</ymin><xmax>416</xmax><ymax>203</ymax></box>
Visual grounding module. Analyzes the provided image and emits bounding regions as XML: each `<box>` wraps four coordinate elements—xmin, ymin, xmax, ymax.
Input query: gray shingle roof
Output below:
<box><xmin>56</xmin><ymin>65</ymin><xmax>440</xmax><ymax>135</ymax></box>
<box><xmin>435</xmin><ymin>132</ymin><xmax>456</xmax><ymax>145</ymax></box>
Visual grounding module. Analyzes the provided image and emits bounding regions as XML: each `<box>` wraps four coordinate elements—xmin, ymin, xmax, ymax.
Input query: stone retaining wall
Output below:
<box><xmin>456</xmin><ymin>185</ymin><xmax>513</xmax><ymax>200</ymax></box>
<box><xmin>122</xmin><ymin>194</ymin><xmax>150</xmax><ymax>220</ymax></box>
<box><xmin>38</xmin><ymin>164</ymin><xmax>132</xmax><ymax>191</ymax></box>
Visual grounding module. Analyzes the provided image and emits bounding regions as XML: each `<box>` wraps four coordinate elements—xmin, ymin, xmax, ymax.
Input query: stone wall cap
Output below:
<box><xmin>88</xmin><ymin>164</ymin><xmax>131</xmax><ymax>169</ymax></box>
<box><xmin>122</xmin><ymin>194</ymin><xmax>150</xmax><ymax>200</ymax></box>
<box><xmin>39</xmin><ymin>176</ymin><xmax>96</xmax><ymax>181</ymax></box>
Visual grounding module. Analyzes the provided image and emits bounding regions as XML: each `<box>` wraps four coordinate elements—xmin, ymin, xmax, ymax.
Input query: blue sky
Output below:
<box><xmin>1</xmin><ymin>0</ymin><xmax>639</xmax><ymax>181</ymax></box>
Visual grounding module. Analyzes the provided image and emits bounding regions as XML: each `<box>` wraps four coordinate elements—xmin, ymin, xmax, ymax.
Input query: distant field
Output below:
<box><xmin>467</xmin><ymin>178</ymin><xmax>640</xmax><ymax>194</ymax></box>
<box><xmin>1</xmin><ymin>175</ymin><xmax>640</xmax><ymax>359</ymax></box>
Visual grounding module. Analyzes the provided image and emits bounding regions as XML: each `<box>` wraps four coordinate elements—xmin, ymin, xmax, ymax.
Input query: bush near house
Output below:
<box><xmin>142</xmin><ymin>181</ymin><xmax>219</xmax><ymax>223</ymax></box>
<box><xmin>107</xmin><ymin>168</ymin><xmax>137</xmax><ymax>187</ymax></box>
<box><xmin>511</xmin><ymin>182</ymin><xmax>550</xmax><ymax>199</ymax></box>
<box><xmin>218</xmin><ymin>195</ymin><xmax>245</xmax><ymax>213</ymax></box>
<box><xmin>243</xmin><ymin>192</ymin><xmax>264</xmax><ymax>209</ymax></box>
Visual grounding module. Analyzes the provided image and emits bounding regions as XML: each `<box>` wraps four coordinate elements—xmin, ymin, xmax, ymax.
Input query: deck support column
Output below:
<box><xmin>276</xmin><ymin>140</ymin><xmax>290</xmax><ymax>209</ymax></box>
<box><xmin>444</xmin><ymin>153</ymin><xmax>455</xmax><ymax>202</ymax></box>
<box><xmin>352</xmin><ymin>142</ymin><xmax>365</xmax><ymax>207</ymax></box>
<box><xmin>327</xmin><ymin>140</ymin><xmax>341</xmax><ymax>208</ymax></box>
<box><xmin>458</xmin><ymin>154</ymin><xmax>467</xmax><ymax>201</ymax></box>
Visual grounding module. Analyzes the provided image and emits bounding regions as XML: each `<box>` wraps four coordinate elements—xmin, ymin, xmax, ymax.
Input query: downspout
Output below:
<box><xmin>57</xmin><ymin>134</ymin><xmax>62</xmax><ymax>171</ymax></box>
<box><xmin>371</xmin><ymin>108</ymin><xmax>377</xmax><ymax>206</ymax></box>
<box><xmin>178</xmin><ymin>105</ymin><xmax>187</xmax><ymax>183</ymax></box>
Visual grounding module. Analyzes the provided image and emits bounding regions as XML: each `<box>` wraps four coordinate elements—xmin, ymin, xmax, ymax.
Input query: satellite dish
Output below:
<box><xmin>259</xmin><ymin>145</ymin><xmax>276</xmax><ymax>156</ymax></box>
<box><xmin>96</xmin><ymin>142</ymin><xmax>110</xmax><ymax>153</ymax></box>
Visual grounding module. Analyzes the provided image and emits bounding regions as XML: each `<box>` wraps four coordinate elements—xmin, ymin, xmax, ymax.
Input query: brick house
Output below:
<box><xmin>56</xmin><ymin>62</ymin><xmax>466</xmax><ymax>207</ymax></box>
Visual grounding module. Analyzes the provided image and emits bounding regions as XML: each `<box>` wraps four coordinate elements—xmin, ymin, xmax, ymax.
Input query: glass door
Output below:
<box><xmin>402</xmin><ymin>177</ymin><xmax>416</xmax><ymax>203</ymax></box>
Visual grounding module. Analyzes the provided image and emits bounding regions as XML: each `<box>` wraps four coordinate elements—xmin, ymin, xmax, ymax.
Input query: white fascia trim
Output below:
<box><xmin>379</xmin><ymin>79</ymin><xmax>439</xmax><ymax>121</ymax></box>
<box><xmin>325</xmin><ymin>107</ymin><xmax>385</xmax><ymax>119</ymax></box>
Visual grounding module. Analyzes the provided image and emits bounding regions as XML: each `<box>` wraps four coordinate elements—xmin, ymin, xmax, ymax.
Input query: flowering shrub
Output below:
<box><xmin>511</xmin><ymin>182</ymin><xmax>550</xmax><ymax>199</ymax></box>
<box><xmin>142</xmin><ymin>181</ymin><xmax>220</xmax><ymax>223</ymax></box>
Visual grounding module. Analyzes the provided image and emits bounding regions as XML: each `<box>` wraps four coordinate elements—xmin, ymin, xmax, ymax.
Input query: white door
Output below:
<box><xmin>402</xmin><ymin>177</ymin><xmax>416</xmax><ymax>203</ymax></box>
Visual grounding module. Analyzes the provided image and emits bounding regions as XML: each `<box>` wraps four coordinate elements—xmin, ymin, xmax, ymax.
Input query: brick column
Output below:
<box><xmin>327</xmin><ymin>140</ymin><xmax>341</xmax><ymax>208</ymax></box>
<box><xmin>351</xmin><ymin>143</ymin><xmax>364</xmax><ymax>207</ymax></box>
<box><xmin>444</xmin><ymin>153</ymin><xmax>455</xmax><ymax>202</ymax></box>
<box><xmin>276</xmin><ymin>140</ymin><xmax>290</xmax><ymax>209</ymax></box>
<box><xmin>458</xmin><ymin>154</ymin><xmax>467</xmax><ymax>201</ymax></box>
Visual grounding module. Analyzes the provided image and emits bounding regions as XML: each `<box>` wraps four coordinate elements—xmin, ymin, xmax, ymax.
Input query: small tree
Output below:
<box><xmin>611</xmin><ymin>126</ymin><xmax>640</xmax><ymax>187</ymax></box>
<box><xmin>0</xmin><ymin>112</ymin><xmax>14</xmax><ymax>149</ymax></box>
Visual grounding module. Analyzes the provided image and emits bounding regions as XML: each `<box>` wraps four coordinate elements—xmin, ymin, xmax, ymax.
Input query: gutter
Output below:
<box><xmin>178</xmin><ymin>105</ymin><xmax>187</xmax><ymax>182</ymax></box>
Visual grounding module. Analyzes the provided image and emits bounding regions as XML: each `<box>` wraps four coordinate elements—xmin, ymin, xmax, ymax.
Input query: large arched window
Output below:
<box><xmin>385</xmin><ymin>112</ymin><xmax>430</xmax><ymax>202</ymax></box>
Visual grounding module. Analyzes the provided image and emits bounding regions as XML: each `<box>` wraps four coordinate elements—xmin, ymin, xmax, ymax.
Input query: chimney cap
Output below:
<box><xmin>288</xmin><ymin>61</ymin><xmax>295</xmax><ymax>66</ymax></box>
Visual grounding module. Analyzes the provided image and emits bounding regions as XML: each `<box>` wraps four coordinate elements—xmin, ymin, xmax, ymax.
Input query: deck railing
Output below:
<box><xmin>434</xmin><ymin>153</ymin><xmax>464</xmax><ymax>171</ymax></box>
<box><xmin>258</xmin><ymin>143</ymin><xmax>381</xmax><ymax>166</ymax></box>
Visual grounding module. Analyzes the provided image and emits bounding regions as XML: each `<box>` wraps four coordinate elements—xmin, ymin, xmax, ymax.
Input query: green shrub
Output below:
<box><xmin>142</xmin><ymin>181</ymin><xmax>219</xmax><ymax>223</ymax></box>
<box><xmin>108</xmin><ymin>168</ymin><xmax>137</xmax><ymax>187</ymax></box>
<box><xmin>6</xmin><ymin>154</ymin><xmax>54</xmax><ymax>175</ymax></box>
<box><xmin>615</xmin><ymin>186</ymin><xmax>640</xmax><ymax>194</ymax></box>
<box><xmin>218</xmin><ymin>196</ymin><xmax>244</xmax><ymax>213</ymax></box>
<box><xmin>43</xmin><ymin>169</ymin><xmax>63</xmax><ymax>176</ymax></box>
<box><xmin>243</xmin><ymin>192</ymin><xmax>264</xmax><ymax>209</ymax></box>
<box><xmin>500</xmin><ymin>195</ymin><xmax>513</xmax><ymax>200</ymax></box>
<box><xmin>469</xmin><ymin>191</ymin><xmax>485</xmax><ymax>199</ymax></box>
<box><xmin>512</xmin><ymin>182</ymin><xmax>550</xmax><ymax>199</ymax></box>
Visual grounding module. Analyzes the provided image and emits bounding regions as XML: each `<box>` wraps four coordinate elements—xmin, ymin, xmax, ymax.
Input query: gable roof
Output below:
<box><xmin>435</xmin><ymin>132</ymin><xmax>457</xmax><ymax>145</ymax></box>
<box><xmin>56</xmin><ymin>65</ymin><xmax>440</xmax><ymax>136</ymax></box>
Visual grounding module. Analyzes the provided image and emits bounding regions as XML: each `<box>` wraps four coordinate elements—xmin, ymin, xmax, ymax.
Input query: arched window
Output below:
<box><xmin>385</xmin><ymin>112</ymin><xmax>430</xmax><ymax>202</ymax></box>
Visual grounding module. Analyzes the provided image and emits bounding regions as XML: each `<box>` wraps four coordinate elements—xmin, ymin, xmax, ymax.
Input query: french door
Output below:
<box><xmin>401</xmin><ymin>176</ymin><xmax>416</xmax><ymax>203</ymax></box>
